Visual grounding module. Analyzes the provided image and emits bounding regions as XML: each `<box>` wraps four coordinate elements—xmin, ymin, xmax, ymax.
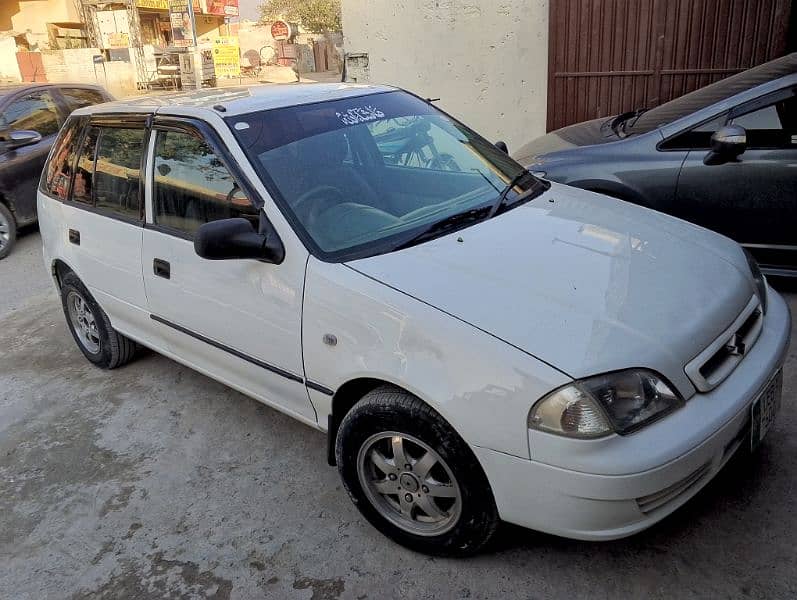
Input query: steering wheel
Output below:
<box><xmin>292</xmin><ymin>185</ymin><xmax>345</xmax><ymax>224</ymax></box>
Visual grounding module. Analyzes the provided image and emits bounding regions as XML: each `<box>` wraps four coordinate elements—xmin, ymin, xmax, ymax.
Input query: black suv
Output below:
<box><xmin>0</xmin><ymin>83</ymin><xmax>112</xmax><ymax>259</ymax></box>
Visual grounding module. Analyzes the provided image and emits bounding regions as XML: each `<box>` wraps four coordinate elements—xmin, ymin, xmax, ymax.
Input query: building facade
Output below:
<box><xmin>342</xmin><ymin>0</ymin><xmax>794</xmax><ymax>148</ymax></box>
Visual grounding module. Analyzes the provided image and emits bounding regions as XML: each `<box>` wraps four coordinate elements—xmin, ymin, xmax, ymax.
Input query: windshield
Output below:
<box><xmin>228</xmin><ymin>91</ymin><xmax>546</xmax><ymax>261</ymax></box>
<box><xmin>627</xmin><ymin>53</ymin><xmax>797</xmax><ymax>134</ymax></box>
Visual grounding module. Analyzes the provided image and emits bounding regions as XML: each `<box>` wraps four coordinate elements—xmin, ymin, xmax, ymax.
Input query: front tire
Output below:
<box><xmin>60</xmin><ymin>272</ymin><xmax>138</xmax><ymax>369</ymax></box>
<box><xmin>0</xmin><ymin>202</ymin><xmax>17</xmax><ymax>260</ymax></box>
<box><xmin>336</xmin><ymin>386</ymin><xmax>499</xmax><ymax>556</ymax></box>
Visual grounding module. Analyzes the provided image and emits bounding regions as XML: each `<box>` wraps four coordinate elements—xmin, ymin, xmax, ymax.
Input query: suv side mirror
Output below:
<box><xmin>194</xmin><ymin>218</ymin><xmax>284</xmax><ymax>263</ymax></box>
<box><xmin>495</xmin><ymin>140</ymin><xmax>508</xmax><ymax>153</ymax></box>
<box><xmin>5</xmin><ymin>130</ymin><xmax>42</xmax><ymax>149</ymax></box>
<box><xmin>704</xmin><ymin>125</ymin><xmax>746</xmax><ymax>165</ymax></box>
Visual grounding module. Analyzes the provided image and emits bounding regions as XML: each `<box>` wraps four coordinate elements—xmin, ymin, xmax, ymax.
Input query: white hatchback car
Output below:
<box><xmin>38</xmin><ymin>84</ymin><xmax>790</xmax><ymax>555</ymax></box>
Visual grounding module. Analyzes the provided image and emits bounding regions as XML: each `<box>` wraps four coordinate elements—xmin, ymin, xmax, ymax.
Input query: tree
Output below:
<box><xmin>259</xmin><ymin>0</ymin><xmax>341</xmax><ymax>33</ymax></box>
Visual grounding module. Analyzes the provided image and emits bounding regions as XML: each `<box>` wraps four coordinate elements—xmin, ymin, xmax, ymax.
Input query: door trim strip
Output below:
<box><xmin>150</xmin><ymin>314</ymin><xmax>304</xmax><ymax>383</ymax></box>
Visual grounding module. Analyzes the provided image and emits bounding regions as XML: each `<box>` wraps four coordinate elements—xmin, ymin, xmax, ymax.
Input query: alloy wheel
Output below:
<box><xmin>0</xmin><ymin>210</ymin><xmax>8</xmax><ymax>251</ymax></box>
<box><xmin>66</xmin><ymin>291</ymin><xmax>101</xmax><ymax>354</ymax></box>
<box><xmin>357</xmin><ymin>431</ymin><xmax>462</xmax><ymax>536</ymax></box>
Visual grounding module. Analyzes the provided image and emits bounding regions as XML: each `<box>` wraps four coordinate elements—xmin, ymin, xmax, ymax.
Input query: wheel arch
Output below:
<box><xmin>51</xmin><ymin>258</ymin><xmax>75</xmax><ymax>289</ymax></box>
<box><xmin>326</xmin><ymin>377</ymin><xmax>455</xmax><ymax>467</ymax></box>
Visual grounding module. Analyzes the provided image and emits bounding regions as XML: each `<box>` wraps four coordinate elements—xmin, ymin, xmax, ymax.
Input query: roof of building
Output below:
<box><xmin>75</xmin><ymin>83</ymin><xmax>397</xmax><ymax>118</ymax></box>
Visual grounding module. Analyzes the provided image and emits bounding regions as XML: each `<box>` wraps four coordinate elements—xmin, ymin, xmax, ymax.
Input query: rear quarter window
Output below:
<box><xmin>41</xmin><ymin>116</ymin><xmax>85</xmax><ymax>200</ymax></box>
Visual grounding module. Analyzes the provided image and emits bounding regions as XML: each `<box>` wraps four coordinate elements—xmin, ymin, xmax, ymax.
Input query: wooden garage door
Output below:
<box><xmin>547</xmin><ymin>0</ymin><xmax>793</xmax><ymax>131</ymax></box>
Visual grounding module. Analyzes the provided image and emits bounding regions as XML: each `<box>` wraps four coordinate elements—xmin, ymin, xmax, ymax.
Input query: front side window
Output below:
<box><xmin>0</xmin><ymin>91</ymin><xmax>60</xmax><ymax>138</ymax></box>
<box><xmin>43</xmin><ymin>117</ymin><xmax>83</xmax><ymax>200</ymax></box>
<box><xmin>229</xmin><ymin>91</ymin><xmax>545</xmax><ymax>261</ymax></box>
<box><xmin>729</xmin><ymin>91</ymin><xmax>796</xmax><ymax>148</ymax></box>
<box><xmin>152</xmin><ymin>129</ymin><xmax>258</xmax><ymax>236</ymax></box>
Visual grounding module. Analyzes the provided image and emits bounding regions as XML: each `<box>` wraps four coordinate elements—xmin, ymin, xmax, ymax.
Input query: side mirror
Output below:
<box><xmin>704</xmin><ymin>125</ymin><xmax>746</xmax><ymax>165</ymax></box>
<box><xmin>495</xmin><ymin>140</ymin><xmax>508</xmax><ymax>154</ymax></box>
<box><xmin>194</xmin><ymin>218</ymin><xmax>284</xmax><ymax>263</ymax></box>
<box><xmin>5</xmin><ymin>130</ymin><xmax>42</xmax><ymax>149</ymax></box>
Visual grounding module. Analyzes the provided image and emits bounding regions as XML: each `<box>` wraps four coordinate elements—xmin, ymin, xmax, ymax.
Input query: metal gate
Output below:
<box><xmin>547</xmin><ymin>0</ymin><xmax>793</xmax><ymax>131</ymax></box>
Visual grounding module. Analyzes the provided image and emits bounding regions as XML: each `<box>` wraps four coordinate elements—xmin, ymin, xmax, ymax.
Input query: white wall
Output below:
<box><xmin>0</xmin><ymin>37</ymin><xmax>22</xmax><ymax>83</ymax></box>
<box><xmin>342</xmin><ymin>0</ymin><xmax>549</xmax><ymax>149</ymax></box>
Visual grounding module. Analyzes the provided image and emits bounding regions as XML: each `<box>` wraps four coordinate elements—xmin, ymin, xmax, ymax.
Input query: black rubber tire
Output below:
<box><xmin>336</xmin><ymin>385</ymin><xmax>500</xmax><ymax>556</ymax></box>
<box><xmin>0</xmin><ymin>202</ymin><xmax>17</xmax><ymax>260</ymax></box>
<box><xmin>60</xmin><ymin>271</ymin><xmax>138</xmax><ymax>369</ymax></box>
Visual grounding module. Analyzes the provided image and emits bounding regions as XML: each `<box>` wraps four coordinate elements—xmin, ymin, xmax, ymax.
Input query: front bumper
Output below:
<box><xmin>474</xmin><ymin>290</ymin><xmax>791</xmax><ymax>541</ymax></box>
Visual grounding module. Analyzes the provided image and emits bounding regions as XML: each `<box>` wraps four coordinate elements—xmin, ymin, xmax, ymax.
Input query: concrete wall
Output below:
<box><xmin>41</xmin><ymin>48</ymin><xmax>137</xmax><ymax>98</ymax></box>
<box><xmin>342</xmin><ymin>0</ymin><xmax>549</xmax><ymax>149</ymax></box>
<box><xmin>0</xmin><ymin>36</ymin><xmax>22</xmax><ymax>82</ymax></box>
<box><xmin>0</xmin><ymin>0</ymin><xmax>81</xmax><ymax>50</ymax></box>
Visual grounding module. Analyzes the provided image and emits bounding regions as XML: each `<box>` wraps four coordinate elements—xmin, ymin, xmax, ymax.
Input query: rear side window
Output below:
<box><xmin>94</xmin><ymin>128</ymin><xmax>145</xmax><ymax>220</ymax></box>
<box><xmin>60</xmin><ymin>88</ymin><xmax>107</xmax><ymax>110</ymax></box>
<box><xmin>43</xmin><ymin>117</ymin><xmax>84</xmax><ymax>200</ymax></box>
<box><xmin>68</xmin><ymin>125</ymin><xmax>146</xmax><ymax>220</ymax></box>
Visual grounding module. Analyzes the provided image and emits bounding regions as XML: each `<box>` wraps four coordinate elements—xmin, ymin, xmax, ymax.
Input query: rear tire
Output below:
<box><xmin>60</xmin><ymin>272</ymin><xmax>138</xmax><ymax>369</ymax></box>
<box><xmin>0</xmin><ymin>202</ymin><xmax>17</xmax><ymax>260</ymax></box>
<box><xmin>336</xmin><ymin>385</ymin><xmax>499</xmax><ymax>556</ymax></box>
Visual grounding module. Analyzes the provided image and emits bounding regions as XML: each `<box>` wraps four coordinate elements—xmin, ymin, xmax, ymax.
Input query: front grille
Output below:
<box><xmin>636</xmin><ymin>462</ymin><xmax>711</xmax><ymax>515</ymax></box>
<box><xmin>685</xmin><ymin>295</ymin><xmax>763</xmax><ymax>392</ymax></box>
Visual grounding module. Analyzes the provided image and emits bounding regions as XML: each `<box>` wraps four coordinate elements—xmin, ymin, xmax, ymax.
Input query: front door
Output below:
<box><xmin>0</xmin><ymin>89</ymin><xmax>62</xmax><ymax>223</ymax></box>
<box><xmin>141</xmin><ymin>119</ymin><xmax>315</xmax><ymax>422</ymax></box>
<box><xmin>676</xmin><ymin>86</ymin><xmax>797</xmax><ymax>275</ymax></box>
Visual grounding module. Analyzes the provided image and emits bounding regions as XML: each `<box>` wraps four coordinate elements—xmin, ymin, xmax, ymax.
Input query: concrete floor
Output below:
<box><xmin>1</xmin><ymin>230</ymin><xmax>795</xmax><ymax>600</ymax></box>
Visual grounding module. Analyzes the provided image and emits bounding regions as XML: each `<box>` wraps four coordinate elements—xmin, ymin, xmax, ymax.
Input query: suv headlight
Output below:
<box><xmin>744</xmin><ymin>249</ymin><xmax>768</xmax><ymax>314</ymax></box>
<box><xmin>528</xmin><ymin>369</ymin><xmax>683</xmax><ymax>438</ymax></box>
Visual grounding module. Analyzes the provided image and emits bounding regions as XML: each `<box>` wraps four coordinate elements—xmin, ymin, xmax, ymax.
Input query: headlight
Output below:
<box><xmin>744</xmin><ymin>249</ymin><xmax>768</xmax><ymax>314</ymax></box>
<box><xmin>528</xmin><ymin>369</ymin><xmax>683</xmax><ymax>438</ymax></box>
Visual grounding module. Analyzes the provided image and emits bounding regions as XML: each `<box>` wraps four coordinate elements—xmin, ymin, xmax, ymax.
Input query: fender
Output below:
<box><xmin>301</xmin><ymin>259</ymin><xmax>572</xmax><ymax>460</ymax></box>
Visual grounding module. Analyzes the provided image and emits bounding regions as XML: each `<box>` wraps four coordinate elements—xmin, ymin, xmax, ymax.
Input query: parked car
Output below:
<box><xmin>514</xmin><ymin>53</ymin><xmax>797</xmax><ymax>277</ymax></box>
<box><xmin>38</xmin><ymin>85</ymin><xmax>790</xmax><ymax>555</ymax></box>
<box><xmin>0</xmin><ymin>83</ymin><xmax>112</xmax><ymax>259</ymax></box>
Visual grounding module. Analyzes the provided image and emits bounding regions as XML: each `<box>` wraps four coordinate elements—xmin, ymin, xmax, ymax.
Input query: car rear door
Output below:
<box><xmin>58</xmin><ymin>115</ymin><xmax>150</xmax><ymax>338</ymax></box>
<box><xmin>675</xmin><ymin>86</ymin><xmax>797</xmax><ymax>275</ymax></box>
<box><xmin>140</xmin><ymin>117</ymin><xmax>315</xmax><ymax>422</ymax></box>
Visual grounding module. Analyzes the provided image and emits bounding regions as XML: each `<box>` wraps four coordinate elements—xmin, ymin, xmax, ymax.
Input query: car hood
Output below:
<box><xmin>513</xmin><ymin>117</ymin><xmax>618</xmax><ymax>165</ymax></box>
<box><xmin>348</xmin><ymin>183</ymin><xmax>754</xmax><ymax>397</ymax></box>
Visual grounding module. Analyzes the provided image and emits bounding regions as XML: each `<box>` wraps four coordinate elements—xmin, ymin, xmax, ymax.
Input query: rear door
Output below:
<box><xmin>59</xmin><ymin>116</ymin><xmax>150</xmax><ymax>338</ymax></box>
<box><xmin>141</xmin><ymin>117</ymin><xmax>314</xmax><ymax>422</ymax></box>
<box><xmin>0</xmin><ymin>88</ymin><xmax>62</xmax><ymax>224</ymax></box>
<box><xmin>676</xmin><ymin>86</ymin><xmax>797</xmax><ymax>274</ymax></box>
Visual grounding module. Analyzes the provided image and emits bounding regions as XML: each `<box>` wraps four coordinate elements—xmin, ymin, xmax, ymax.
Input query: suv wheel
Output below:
<box><xmin>336</xmin><ymin>386</ymin><xmax>499</xmax><ymax>556</ymax></box>
<box><xmin>0</xmin><ymin>203</ymin><xmax>17</xmax><ymax>260</ymax></box>
<box><xmin>60</xmin><ymin>272</ymin><xmax>138</xmax><ymax>369</ymax></box>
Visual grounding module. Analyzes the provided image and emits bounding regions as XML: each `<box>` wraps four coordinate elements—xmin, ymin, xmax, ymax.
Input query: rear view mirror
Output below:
<box><xmin>704</xmin><ymin>125</ymin><xmax>746</xmax><ymax>165</ymax></box>
<box><xmin>5</xmin><ymin>130</ymin><xmax>41</xmax><ymax>149</ymax></box>
<box><xmin>495</xmin><ymin>140</ymin><xmax>508</xmax><ymax>153</ymax></box>
<box><xmin>194</xmin><ymin>218</ymin><xmax>284</xmax><ymax>263</ymax></box>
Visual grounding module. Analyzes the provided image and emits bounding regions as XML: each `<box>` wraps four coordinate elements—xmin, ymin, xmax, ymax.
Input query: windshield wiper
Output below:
<box><xmin>487</xmin><ymin>170</ymin><xmax>534</xmax><ymax>219</ymax></box>
<box><xmin>612</xmin><ymin>108</ymin><xmax>648</xmax><ymax>137</ymax></box>
<box><xmin>393</xmin><ymin>206</ymin><xmax>491</xmax><ymax>251</ymax></box>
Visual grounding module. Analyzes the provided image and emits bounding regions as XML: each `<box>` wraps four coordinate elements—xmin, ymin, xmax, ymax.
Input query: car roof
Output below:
<box><xmin>71</xmin><ymin>82</ymin><xmax>396</xmax><ymax>118</ymax></box>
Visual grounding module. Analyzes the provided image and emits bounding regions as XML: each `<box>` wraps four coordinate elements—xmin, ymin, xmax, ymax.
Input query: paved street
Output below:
<box><xmin>1</xmin><ymin>229</ymin><xmax>795</xmax><ymax>600</ymax></box>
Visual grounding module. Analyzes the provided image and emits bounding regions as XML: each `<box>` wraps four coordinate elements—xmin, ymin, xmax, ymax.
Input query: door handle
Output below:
<box><xmin>153</xmin><ymin>258</ymin><xmax>170</xmax><ymax>279</ymax></box>
<box><xmin>68</xmin><ymin>229</ymin><xmax>80</xmax><ymax>245</ymax></box>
